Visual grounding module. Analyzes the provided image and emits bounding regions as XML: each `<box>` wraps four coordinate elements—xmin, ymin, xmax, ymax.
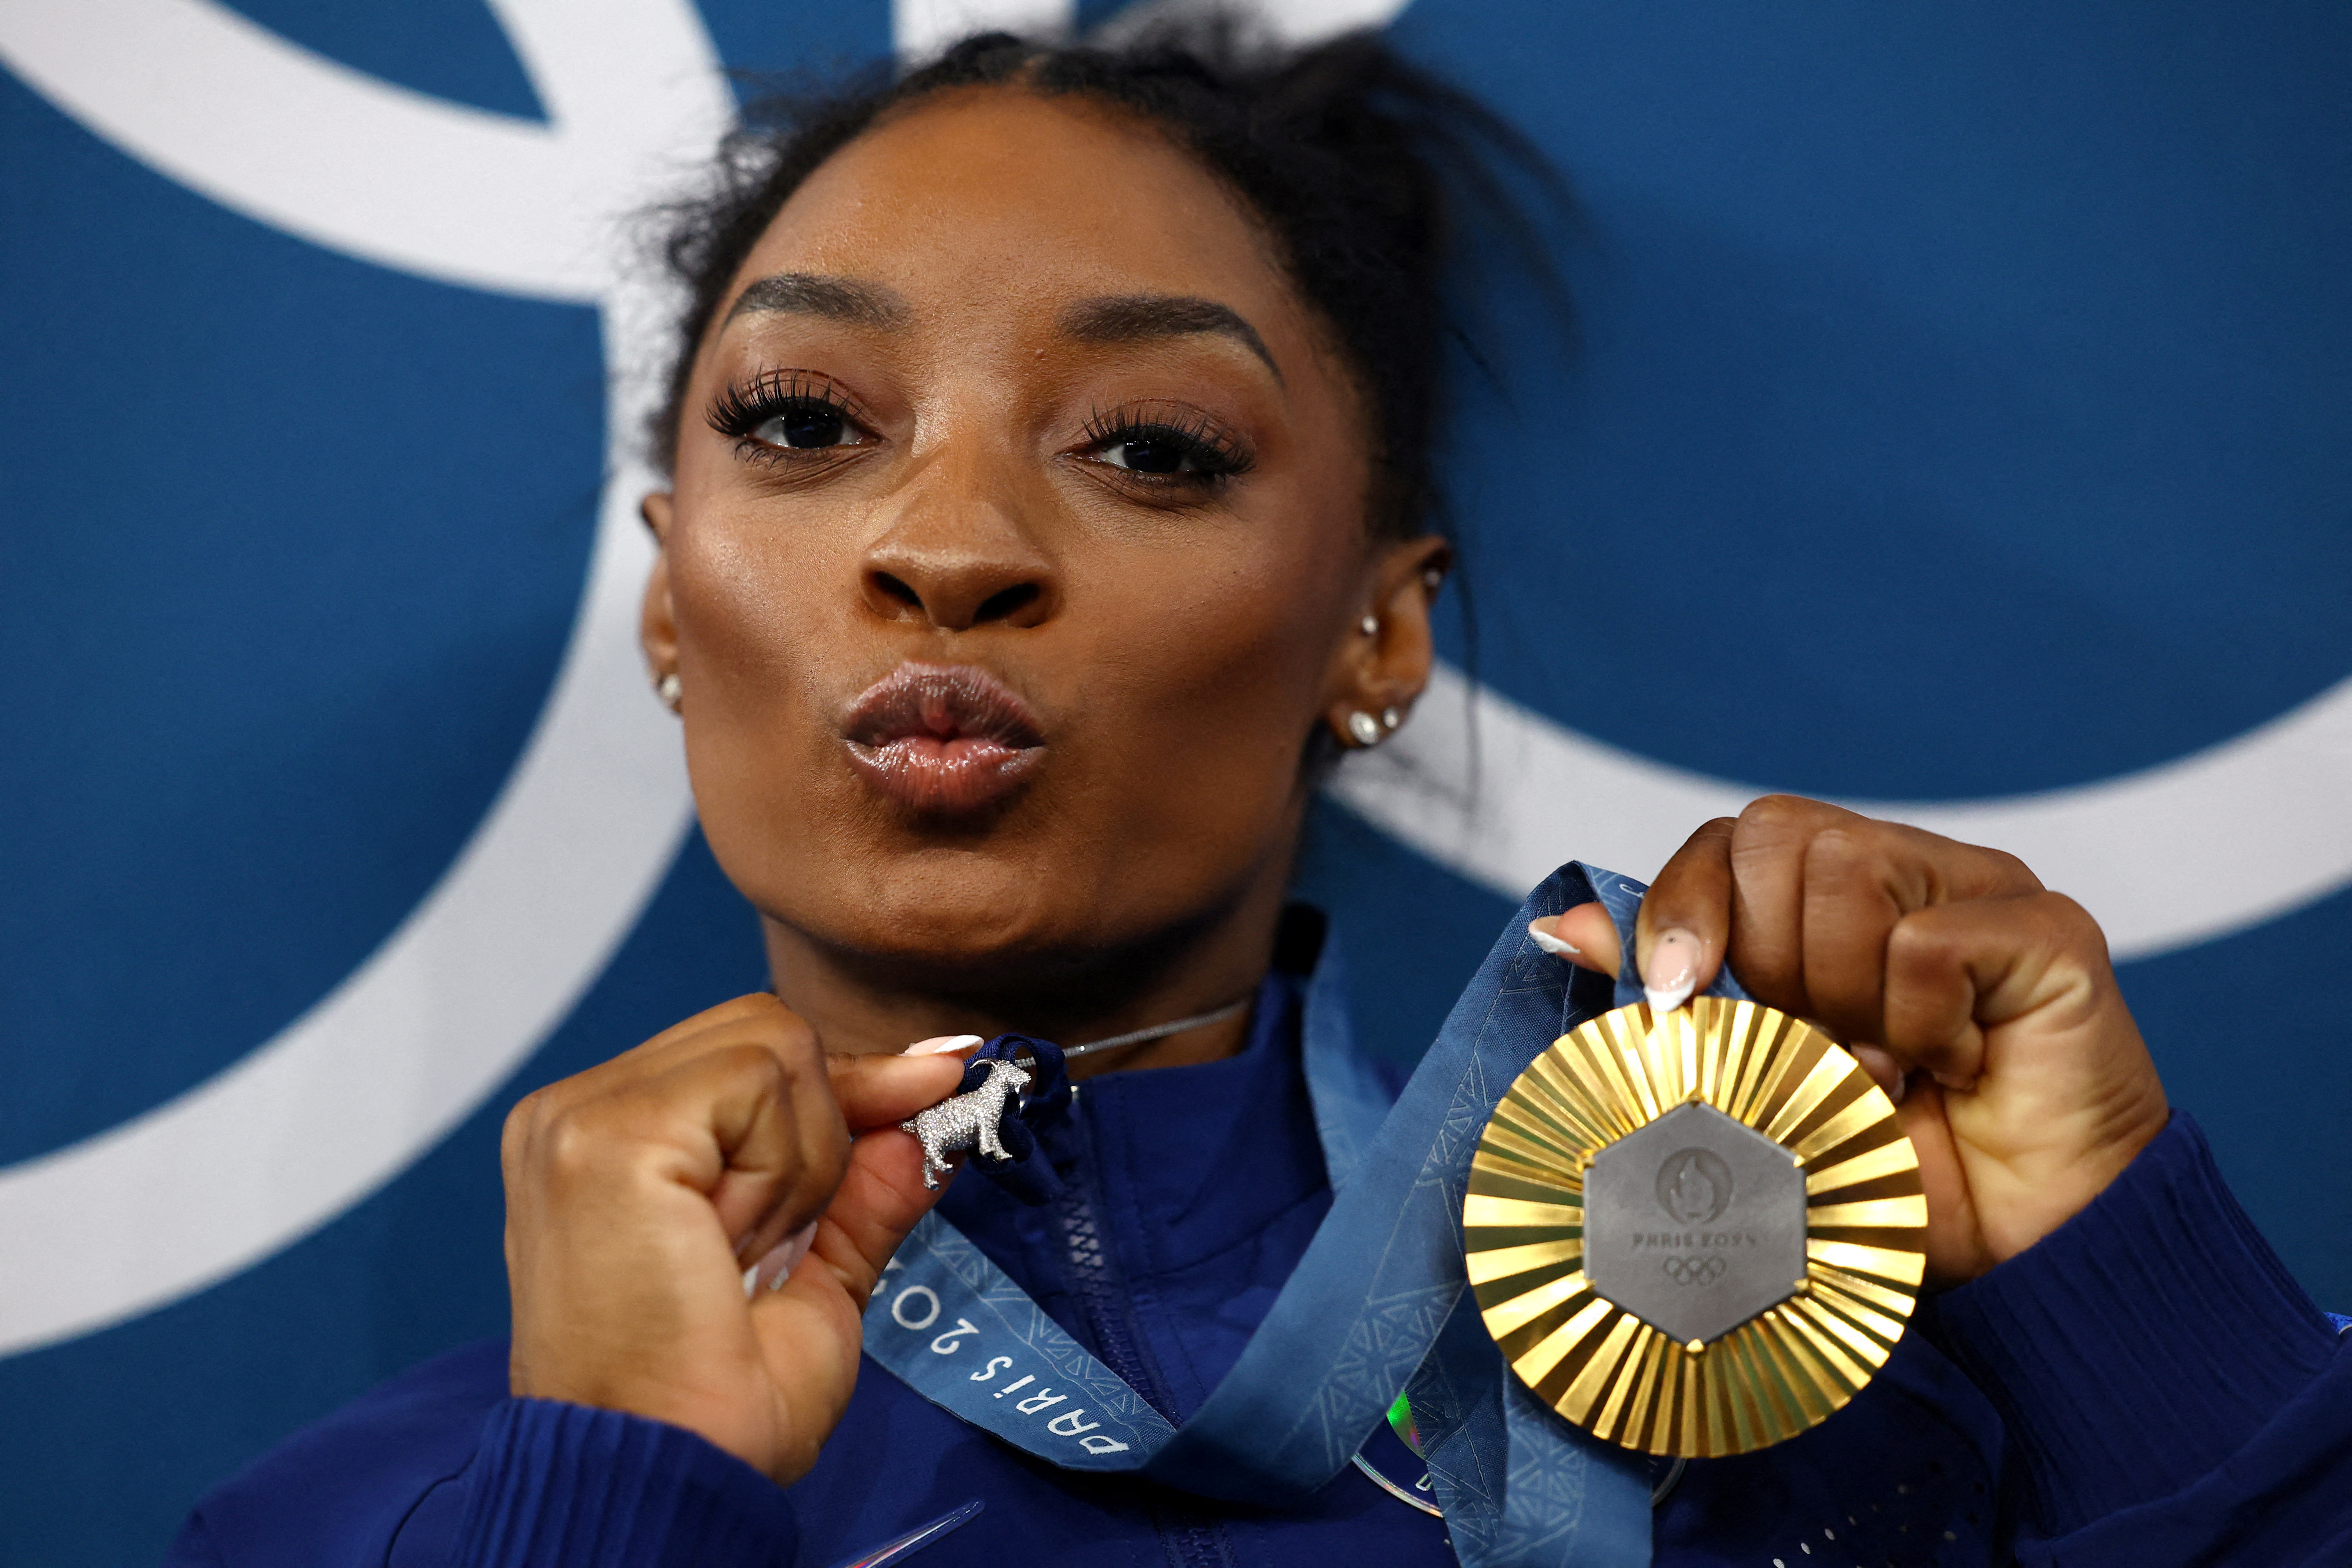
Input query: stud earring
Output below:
<box><xmin>1422</xmin><ymin>567</ymin><xmax>1443</xmax><ymax>591</ymax></box>
<box><xmin>1381</xmin><ymin>706</ymin><xmax>1403</xmax><ymax>731</ymax></box>
<box><xmin>1346</xmin><ymin>710</ymin><xmax>1384</xmax><ymax>747</ymax></box>
<box><xmin>1359</xmin><ymin>614</ymin><xmax>1379</xmax><ymax>637</ymax></box>
<box><xmin>654</xmin><ymin>671</ymin><xmax>682</xmax><ymax>714</ymax></box>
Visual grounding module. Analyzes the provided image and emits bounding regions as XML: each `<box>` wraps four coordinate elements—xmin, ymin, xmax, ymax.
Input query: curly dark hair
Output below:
<box><xmin>646</xmin><ymin>21</ymin><xmax>1570</xmax><ymax>544</ymax></box>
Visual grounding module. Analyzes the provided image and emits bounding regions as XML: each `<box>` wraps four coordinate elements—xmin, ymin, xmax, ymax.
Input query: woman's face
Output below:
<box><xmin>645</xmin><ymin>87</ymin><xmax>1438</xmax><ymax>1010</ymax></box>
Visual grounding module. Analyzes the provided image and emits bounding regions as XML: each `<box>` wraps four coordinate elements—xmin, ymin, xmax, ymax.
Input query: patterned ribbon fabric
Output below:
<box><xmin>862</xmin><ymin>864</ymin><xmax>1750</xmax><ymax>1567</ymax></box>
<box><xmin>1404</xmin><ymin>871</ymin><xmax>1751</xmax><ymax>1566</ymax></box>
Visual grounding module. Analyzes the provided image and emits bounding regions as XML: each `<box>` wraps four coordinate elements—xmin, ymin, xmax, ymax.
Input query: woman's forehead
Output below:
<box><xmin>723</xmin><ymin>89</ymin><xmax>1305</xmax><ymax>351</ymax></box>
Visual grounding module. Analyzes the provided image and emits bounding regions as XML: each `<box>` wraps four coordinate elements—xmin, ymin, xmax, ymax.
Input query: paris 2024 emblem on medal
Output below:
<box><xmin>1465</xmin><ymin>996</ymin><xmax>1927</xmax><ymax>1457</ymax></box>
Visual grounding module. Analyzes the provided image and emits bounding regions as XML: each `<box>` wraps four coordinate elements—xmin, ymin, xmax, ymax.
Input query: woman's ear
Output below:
<box><xmin>1321</xmin><ymin>535</ymin><xmax>1451</xmax><ymax>748</ymax></box>
<box><xmin>640</xmin><ymin>492</ymin><xmax>680</xmax><ymax>689</ymax></box>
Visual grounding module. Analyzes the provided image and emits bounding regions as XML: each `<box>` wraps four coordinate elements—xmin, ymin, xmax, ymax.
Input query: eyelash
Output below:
<box><xmin>703</xmin><ymin>376</ymin><xmax>1256</xmax><ymax>493</ymax></box>
<box><xmin>1076</xmin><ymin>404</ymin><xmax>1256</xmax><ymax>488</ymax></box>
<box><xmin>704</xmin><ymin>370</ymin><xmax>870</xmax><ymax>464</ymax></box>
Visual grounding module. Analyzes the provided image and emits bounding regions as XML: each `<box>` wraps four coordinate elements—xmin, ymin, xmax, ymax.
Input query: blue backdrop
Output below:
<box><xmin>4</xmin><ymin>2</ymin><xmax>2349</xmax><ymax>1563</ymax></box>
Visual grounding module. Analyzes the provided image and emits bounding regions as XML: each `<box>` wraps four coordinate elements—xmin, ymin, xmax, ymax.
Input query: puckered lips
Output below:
<box><xmin>840</xmin><ymin>662</ymin><xmax>1047</xmax><ymax>815</ymax></box>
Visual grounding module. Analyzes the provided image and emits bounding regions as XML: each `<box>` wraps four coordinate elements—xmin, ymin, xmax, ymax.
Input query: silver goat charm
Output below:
<box><xmin>900</xmin><ymin>1058</ymin><xmax>1033</xmax><ymax>1191</ymax></box>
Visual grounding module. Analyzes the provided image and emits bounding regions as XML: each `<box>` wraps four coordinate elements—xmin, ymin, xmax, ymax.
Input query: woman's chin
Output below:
<box><xmin>769</xmin><ymin>867</ymin><xmax>1120</xmax><ymax>979</ymax></box>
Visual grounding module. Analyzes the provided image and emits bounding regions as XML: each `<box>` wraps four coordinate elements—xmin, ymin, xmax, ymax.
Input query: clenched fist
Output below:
<box><xmin>1534</xmin><ymin>795</ymin><xmax>2171</xmax><ymax>1286</ymax></box>
<box><xmin>499</xmin><ymin>995</ymin><xmax>966</xmax><ymax>1483</ymax></box>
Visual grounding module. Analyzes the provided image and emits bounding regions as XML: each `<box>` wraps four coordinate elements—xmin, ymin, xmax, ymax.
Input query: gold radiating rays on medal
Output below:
<box><xmin>1465</xmin><ymin>997</ymin><xmax>1926</xmax><ymax>1457</ymax></box>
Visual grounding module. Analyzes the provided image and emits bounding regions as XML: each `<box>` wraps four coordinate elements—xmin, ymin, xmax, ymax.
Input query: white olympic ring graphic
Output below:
<box><xmin>1</xmin><ymin>0</ymin><xmax>2347</xmax><ymax>1359</ymax></box>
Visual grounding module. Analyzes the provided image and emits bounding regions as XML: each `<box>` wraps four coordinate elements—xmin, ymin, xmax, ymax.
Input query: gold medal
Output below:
<box><xmin>1465</xmin><ymin>997</ymin><xmax>1925</xmax><ymax>1457</ymax></box>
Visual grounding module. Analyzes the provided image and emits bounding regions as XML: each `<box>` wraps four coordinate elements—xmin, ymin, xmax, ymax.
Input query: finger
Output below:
<box><xmin>1891</xmin><ymin>1081</ymin><xmax>1995</xmax><ymax>1287</ymax></box>
<box><xmin>1882</xmin><ymin>891</ymin><xmax>2165</xmax><ymax>1268</ymax></box>
<box><xmin>745</xmin><ymin>1126</ymin><xmax>955</xmax><ymax>1483</ymax></box>
<box><xmin>1530</xmin><ymin>906</ymin><xmax>1621</xmax><ymax>977</ymax></box>
<box><xmin>1632</xmin><ymin>818</ymin><xmax>1737</xmax><ymax>1010</ymax></box>
<box><xmin>823</xmin><ymin>1126</ymin><xmax>949</xmax><ymax>1299</ymax></box>
<box><xmin>754</xmin><ymin>1117</ymin><xmax>951</xmax><ymax>1339</ymax></box>
<box><xmin>1798</xmin><ymin>821</ymin><xmax>2044</xmax><ymax>1047</ymax></box>
<box><xmin>1793</xmin><ymin>821</ymin><xmax>1913</xmax><ymax>1045</ymax></box>
<box><xmin>1718</xmin><ymin>794</ymin><xmax>1869</xmax><ymax>1014</ymax></box>
<box><xmin>638</xmin><ymin>1005</ymin><xmax>846</xmax><ymax>1264</ymax></box>
<box><xmin>606</xmin><ymin>993</ymin><xmax>798</xmax><ymax>1075</ymax></box>
<box><xmin>613</xmin><ymin>1040</ymin><xmax>849</xmax><ymax>1259</ymax></box>
<box><xmin>505</xmin><ymin>1034</ymin><xmax>846</xmax><ymax>1292</ymax></box>
<box><xmin>1875</xmin><ymin>890</ymin><xmax>2108</xmax><ymax>1084</ymax></box>
<box><xmin>744</xmin><ymin>1220</ymin><xmax>819</xmax><ymax>1295</ymax></box>
<box><xmin>1847</xmin><ymin>1042</ymin><xmax>1907</xmax><ymax>1104</ymax></box>
<box><xmin>652</xmin><ymin>1017</ymin><xmax>838</xmax><ymax>1256</ymax></box>
<box><xmin>826</xmin><ymin>1051</ymin><xmax>969</xmax><ymax>1131</ymax></box>
<box><xmin>733</xmin><ymin>1049</ymin><xmax>971</xmax><ymax>1263</ymax></box>
<box><xmin>520</xmin><ymin>994</ymin><xmax>806</xmax><ymax>1123</ymax></box>
<box><xmin>904</xmin><ymin>1033</ymin><xmax>985</xmax><ymax>1056</ymax></box>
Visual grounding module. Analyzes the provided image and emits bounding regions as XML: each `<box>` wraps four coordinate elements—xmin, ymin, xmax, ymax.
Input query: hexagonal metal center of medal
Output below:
<box><xmin>1582</xmin><ymin>1101</ymin><xmax>1807</xmax><ymax>1347</ymax></box>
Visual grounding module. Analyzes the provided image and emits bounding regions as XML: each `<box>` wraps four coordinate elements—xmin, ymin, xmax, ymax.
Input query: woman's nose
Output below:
<box><xmin>859</xmin><ymin>485</ymin><xmax>1057</xmax><ymax>633</ymax></box>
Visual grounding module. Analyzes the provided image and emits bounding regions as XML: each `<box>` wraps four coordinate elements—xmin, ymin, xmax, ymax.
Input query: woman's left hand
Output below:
<box><xmin>1534</xmin><ymin>794</ymin><xmax>2171</xmax><ymax>1287</ymax></box>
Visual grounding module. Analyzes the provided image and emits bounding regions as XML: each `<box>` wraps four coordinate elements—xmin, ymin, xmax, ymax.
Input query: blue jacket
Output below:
<box><xmin>165</xmin><ymin>931</ymin><xmax>2352</xmax><ymax>1568</ymax></box>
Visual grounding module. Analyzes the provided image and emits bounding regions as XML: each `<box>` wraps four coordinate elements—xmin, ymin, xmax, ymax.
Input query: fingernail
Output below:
<box><xmin>749</xmin><ymin>1222</ymin><xmax>818</xmax><ymax>1295</ymax></box>
<box><xmin>1849</xmin><ymin>1044</ymin><xmax>1907</xmax><ymax>1105</ymax></box>
<box><xmin>904</xmin><ymin>1034</ymin><xmax>984</xmax><ymax>1056</ymax></box>
<box><xmin>1643</xmin><ymin>929</ymin><xmax>1700</xmax><ymax>1013</ymax></box>
<box><xmin>1527</xmin><ymin>922</ymin><xmax>1582</xmax><ymax>959</ymax></box>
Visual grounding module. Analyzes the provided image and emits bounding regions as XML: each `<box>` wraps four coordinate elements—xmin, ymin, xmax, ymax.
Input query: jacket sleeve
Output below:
<box><xmin>1930</xmin><ymin>1112</ymin><xmax>2352</xmax><ymax>1566</ymax></box>
<box><xmin>447</xmin><ymin>1399</ymin><xmax>801</xmax><ymax>1568</ymax></box>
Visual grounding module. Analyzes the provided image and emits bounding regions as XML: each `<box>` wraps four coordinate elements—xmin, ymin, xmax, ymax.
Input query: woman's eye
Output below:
<box><xmin>1077</xmin><ymin>408</ymin><xmax>1251</xmax><ymax>487</ymax></box>
<box><xmin>751</xmin><ymin>403</ymin><xmax>853</xmax><ymax>449</ymax></box>
<box><xmin>1100</xmin><ymin>437</ymin><xmax>1198</xmax><ymax>475</ymax></box>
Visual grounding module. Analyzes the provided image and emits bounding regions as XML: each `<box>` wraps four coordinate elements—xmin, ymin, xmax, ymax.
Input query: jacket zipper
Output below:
<box><xmin>1055</xmin><ymin>1101</ymin><xmax>1238</xmax><ymax>1568</ymax></box>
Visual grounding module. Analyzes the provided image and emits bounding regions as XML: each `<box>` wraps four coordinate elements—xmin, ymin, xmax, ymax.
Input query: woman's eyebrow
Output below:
<box><xmin>1058</xmin><ymin>294</ymin><xmax>1282</xmax><ymax>382</ymax></box>
<box><xmin>722</xmin><ymin>272</ymin><xmax>911</xmax><ymax>330</ymax></box>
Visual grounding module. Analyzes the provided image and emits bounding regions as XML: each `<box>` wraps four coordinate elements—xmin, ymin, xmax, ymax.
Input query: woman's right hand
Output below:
<box><xmin>499</xmin><ymin>995</ymin><xmax>966</xmax><ymax>1485</ymax></box>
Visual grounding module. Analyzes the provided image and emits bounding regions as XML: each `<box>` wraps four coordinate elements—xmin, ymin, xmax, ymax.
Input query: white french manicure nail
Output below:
<box><xmin>904</xmin><ymin>1033</ymin><xmax>984</xmax><ymax>1056</ymax></box>
<box><xmin>1643</xmin><ymin>928</ymin><xmax>1700</xmax><ymax>1014</ymax></box>
<box><xmin>1527</xmin><ymin>923</ymin><xmax>1582</xmax><ymax>958</ymax></box>
<box><xmin>751</xmin><ymin>1222</ymin><xmax>818</xmax><ymax>1294</ymax></box>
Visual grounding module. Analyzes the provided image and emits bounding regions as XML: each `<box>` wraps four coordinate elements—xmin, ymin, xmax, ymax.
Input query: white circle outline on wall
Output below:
<box><xmin>0</xmin><ymin>0</ymin><xmax>729</xmax><ymax>1357</ymax></box>
<box><xmin>2</xmin><ymin>0</ymin><xmax>2348</xmax><ymax>1359</ymax></box>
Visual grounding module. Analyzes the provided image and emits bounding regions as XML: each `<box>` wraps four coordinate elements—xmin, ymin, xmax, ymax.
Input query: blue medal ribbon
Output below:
<box><xmin>862</xmin><ymin>864</ymin><xmax>1748</xmax><ymax>1566</ymax></box>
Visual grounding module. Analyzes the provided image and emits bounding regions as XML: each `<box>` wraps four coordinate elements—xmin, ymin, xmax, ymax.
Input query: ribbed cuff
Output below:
<box><xmin>1931</xmin><ymin>1112</ymin><xmax>2337</xmax><ymax>1535</ymax></box>
<box><xmin>454</xmin><ymin>1399</ymin><xmax>797</xmax><ymax>1568</ymax></box>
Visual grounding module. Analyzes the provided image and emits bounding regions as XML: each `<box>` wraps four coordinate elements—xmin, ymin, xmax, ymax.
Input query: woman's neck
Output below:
<box><xmin>759</xmin><ymin>876</ymin><xmax>1285</xmax><ymax>1079</ymax></box>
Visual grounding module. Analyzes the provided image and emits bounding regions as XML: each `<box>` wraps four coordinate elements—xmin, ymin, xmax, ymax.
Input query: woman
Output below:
<box><xmin>167</xmin><ymin>27</ymin><xmax>2352</xmax><ymax>1568</ymax></box>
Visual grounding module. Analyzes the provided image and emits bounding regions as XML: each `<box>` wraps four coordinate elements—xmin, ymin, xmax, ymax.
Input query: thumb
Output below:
<box><xmin>731</xmin><ymin>1050</ymin><xmax>965</xmax><ymax>1269</ymax></box>
<box><xmin>739</xmin><ymin>1126</ymin><xmax>951</xmax><ymax>1486</ymax></box>
<box><xmin>802</xmin><ymin>1122</ymin><xmax>951</xmax><ymax>1312</ymax></box>
<box><xmin>809</xmin><ymin>1049</ymin><xmax>966</xmax><ymax>1304</ymax></box>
